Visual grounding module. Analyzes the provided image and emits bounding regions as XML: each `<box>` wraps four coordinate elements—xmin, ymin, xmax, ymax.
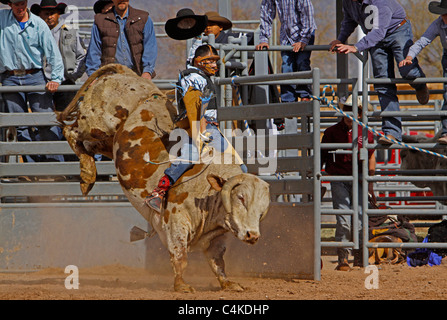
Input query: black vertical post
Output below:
<box><xmin>336</xmin><ymin>0</ymin><xmax>349</xmax><ymax>98</ymax></box>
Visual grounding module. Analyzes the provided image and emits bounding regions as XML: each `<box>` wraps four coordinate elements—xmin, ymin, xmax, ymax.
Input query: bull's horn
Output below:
<box><xmin>221</xmin><ymin>174</ymin><xmax>245</xmax><ymax>213</ymax></box>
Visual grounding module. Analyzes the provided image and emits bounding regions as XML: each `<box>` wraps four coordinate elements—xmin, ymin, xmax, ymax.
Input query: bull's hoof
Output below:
<box><xmin>222</xmin><ymin>281</ymin><xmax>244</xmax><ymax>292</ymax></box>
<box><xmin>174</xmin><ymin>282</ymin><xmax>196</xmax><ymax>293</ymax></box>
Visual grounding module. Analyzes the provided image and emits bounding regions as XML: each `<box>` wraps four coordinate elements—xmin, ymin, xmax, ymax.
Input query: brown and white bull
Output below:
<box><xmin>400</xmin><ymin>133</ymin><xmax>447</xmax><ymax>205</ymax></box>
<box><xmin>57</xmin><ymin>64</ymin><xmax>270</xmax><ymax>292</ymax></box>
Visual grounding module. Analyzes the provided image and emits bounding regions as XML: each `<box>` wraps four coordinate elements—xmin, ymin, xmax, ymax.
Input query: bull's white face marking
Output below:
<box><xmin>143</xmin><ymin>152</ymin><xmax>151</xmax><ymax>163</ymax></box>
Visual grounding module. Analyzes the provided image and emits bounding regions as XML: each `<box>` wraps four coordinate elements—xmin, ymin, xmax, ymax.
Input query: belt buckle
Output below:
<box><xmin>13</xmin><ymin>70</ymin><xmax>27</xmax><ymax>76</ymax></box>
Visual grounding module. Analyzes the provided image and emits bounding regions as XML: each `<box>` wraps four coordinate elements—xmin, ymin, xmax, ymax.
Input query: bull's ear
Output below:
<box><xmin>207</xmin><ymin>174</ymin><xmax>227</xmax><ymax>191</ymax></box>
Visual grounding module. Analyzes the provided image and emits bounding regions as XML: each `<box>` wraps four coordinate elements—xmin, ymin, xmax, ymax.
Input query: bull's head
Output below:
<box><xmin>207</xmin><ymin>174</ymin><xmax>270</xmax><ymax>244</ymax></box>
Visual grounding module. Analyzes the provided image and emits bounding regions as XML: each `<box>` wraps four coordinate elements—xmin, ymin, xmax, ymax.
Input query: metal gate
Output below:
<box><xmin>2</xmin><ymin>2</ymin><xmax>447</xmax><ymax>281</ymax></box>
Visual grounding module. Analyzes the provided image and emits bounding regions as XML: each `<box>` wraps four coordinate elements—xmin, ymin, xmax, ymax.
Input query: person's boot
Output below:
<box><xmin>415</xmin><ymin>84</ymin><xmax>429</xmax><ymax>105</ymax></box>
<box><xmin>144</xmin><ymin>175</ymin><xmax>171</xmax><ymax>213</ymax></box>
<box><xmin>335</xmin><ymin>258</ymin><xmax>352</xmax><ymax>271</ymax></box>
<box><xmin>438</xmin><ymin>134</ymin><xmax>447</xmax><ymax>145</ymax></box>
<box><xmin>335</xmin><ymin>248</ymin><xmax>352</xmax><ymax>271</ymax></box>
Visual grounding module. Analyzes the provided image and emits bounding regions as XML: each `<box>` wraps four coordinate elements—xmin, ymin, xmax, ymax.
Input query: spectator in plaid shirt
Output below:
<box><xmin>256</xmin><ymin>0</ymin><xmax>316</xmax><ymax>105</ymax></box>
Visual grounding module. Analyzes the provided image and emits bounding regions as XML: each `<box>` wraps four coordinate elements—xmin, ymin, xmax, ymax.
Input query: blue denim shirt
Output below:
<box><xmin>86</xmin><ymin>8</ymin><xmax>157</xmax><ymax>76</ymax></box>
<box><xmin>0</xmin><ymin>9</ymin><xmax>64</xmax><ymax>83</ymax></box>
<box><xmin>114</xmin><ymin>11</ymin><xmax>134</xmax><ymax>71</ymax></box>
<box><xmin>337</xmin><ymin>0</ymin><xmax>406</xmax><ymax>52</ymax></box>
<box><xmin>408</xmin><ymin>16</ymin><xmax>447</xmax><ymax>59</ymax></box>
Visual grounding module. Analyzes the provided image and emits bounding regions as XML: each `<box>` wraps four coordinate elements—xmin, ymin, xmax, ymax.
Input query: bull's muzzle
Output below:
<box><xmin>244</xmin><ymin>231</ymin><xmax>260</xmax><ymax>244</ymax></box>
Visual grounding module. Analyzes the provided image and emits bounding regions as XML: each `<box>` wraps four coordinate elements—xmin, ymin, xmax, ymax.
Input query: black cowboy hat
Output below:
<box><xmin>0</xmin><ymin>0</ymin><xmax>28</xmax><ymax>4</ymax></box>
<box><xmin>93</xmin><ymin>0</ymin><xmax>113</xmax><ymax>14</ymax></box>
<box><xmin>30</xmin><ymin>0</ymin><xmax>67</xmax><ymax>15</ymax></box>
<box><xmin>165</xmin><ymin>8</ymin><xmax>208</xmax><ymax>41</ymax></box>
<box><xmin>429</xmin><ymin>0</ymin><xmax>447</xmax><ymax>14</ymax></box>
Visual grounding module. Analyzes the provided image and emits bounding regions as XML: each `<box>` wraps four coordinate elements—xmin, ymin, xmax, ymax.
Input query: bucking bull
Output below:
<box><xmin>56</xmin><ymin>64</ymin><xmax>270</xmax><ymax>293</ymax></box>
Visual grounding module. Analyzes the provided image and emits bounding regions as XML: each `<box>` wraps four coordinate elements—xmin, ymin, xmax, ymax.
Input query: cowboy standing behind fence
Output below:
<box><xmin>399</xmin><ymin>0</ymin><xmax>447</xmax><ymax>145</ymax></box>
<box><xmin>321</xmin><ymin>95</ymin><xmax>376</xmax><ymax>271</ymax></box>
<box><xmin>330</xmin><ymin>0</ymin><xmax>429</xmax><ymax>146</ymax></box>
<box><xmin>85</xmin><ymin>0</ymin><xmax>157</xmax><ymax>80</ymax></box>
<box><xmin>0</xmin><ymin>0</ymin><xmax>64</xmax><ymax>162</ymax></box>
<box><xmin>31</xmin><ymin>0</ymin><xmax>86</xmax><ymax>112</ymax></box>
<box><xmin>256</xmin><ymin>0</ymin><xmax>316</xmax><ymax>104</ymax></box>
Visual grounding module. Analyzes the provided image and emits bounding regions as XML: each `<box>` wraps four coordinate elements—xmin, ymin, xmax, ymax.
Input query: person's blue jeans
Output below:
<box><xmin>2</xmin><ymin>70</ymin><xmax>64</xmax><ymax>162</ymax></box>
<box><xmin>165</xmin><ymin>136</ymin><xmax>200</xmax><ymax>183</ymax></box>
<box><xmin>331</xmin><ymin>180</ymin><xmax>364</xmax><ymax>263</ymax></box>
<box><xmin>369</xmin><ymin>21</ymin><xmax>425</xmax><ymax>141</ymax></box>
<box><xmin>441</xmin><ymin>51</ymin><xmax>447</xmax><ymax>136</ymax></box>
<box><xmin>165</xmin><ymin>122</ymin><xmax>247</xmax><ymax>183</ymax></box>
<box><xmin>280</xmin><ymin>34</ymin><xmax>315</xmax><ymax>102</ymax></box>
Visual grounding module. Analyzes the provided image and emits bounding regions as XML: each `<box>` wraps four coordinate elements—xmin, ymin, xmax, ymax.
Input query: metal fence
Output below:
<box><xmin>213</xmin><ymin>37</ymin><xmax>447</xmax><ymax>279</ymax></box>
<box><xmin>2</xmin><ymin>9</ymin><xmax>447</xmax><ymax>280</ymax></box>
<box><xmin>319</xmin><ymin>50</ymin><xmax>447</xmax><ymax>270</ymax></box>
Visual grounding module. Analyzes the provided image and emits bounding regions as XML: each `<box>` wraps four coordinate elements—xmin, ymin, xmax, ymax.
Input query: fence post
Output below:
<box><xmin>362</xmin><ymin>51</ymin><xmax>370</xmax><ymax>268</ymax></box>
<box><xmin>352</xmin><ymin>80</ymin><xmax>359</xmax><ymax>251</ymax></box>
<box><xmin>218</xmin><ymin>0</ymin><xmax>232</xmax><ymax>21</ymax></box>
<box><xmin>313</xmin><ymin>67</ymin><xmax>322</xmax><ymax>281</ymax></box>
<box><xmin>253</xmin><ymin>31</ymin><xmax>270</xmax><ymax>133</ymax></box>
<box><xmin>336</xmin><ymin>0</ymin><xmax>349</xmax><ymax>98</ymax></box>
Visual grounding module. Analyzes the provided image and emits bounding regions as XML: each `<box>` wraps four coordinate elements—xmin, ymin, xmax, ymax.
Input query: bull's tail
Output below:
<box><xmin>56</xmin><ymin>64</ymin><xmax>129</xmax><ymax>125</ymax></box>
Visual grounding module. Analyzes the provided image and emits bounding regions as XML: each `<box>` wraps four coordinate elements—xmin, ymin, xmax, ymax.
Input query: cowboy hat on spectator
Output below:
<box><xmin>339</xmin><ymin>95</ymin><xmax>373</xmax><ymax>112</ymax></box>
<box><xmin>93</xmin><ymin>0</ymin><xmax>113</xmax><ymax>14</ymax></box>
<box><xmin>165</xmin><ymin>8</ymin><xmax>208</xmax><ymax>40</ymax></box>
<box><xmin>429</xmin><ymin>0</ymin><xmax>447</xmax><ymax>15</ymax></box>
<box><xmin>205</xmin><ymin>11</ymin><xmax>232</xmax><ymax>30</ymax></box>
<box><xmin>30</xmin><ymin>0</ymin><xmax>67</xmax><ymax>15</ymax></box>
<box><xmin>1</xmin><ymin>0</ymin><xmax>29</xmax><ymax>4</ymax></box>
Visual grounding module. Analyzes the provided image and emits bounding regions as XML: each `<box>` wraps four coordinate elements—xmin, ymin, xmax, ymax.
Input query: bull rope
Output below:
<box><xmin>314</xmin><ymin>85</ymin><xmax>447</xmax><ymax>160</ymax></box>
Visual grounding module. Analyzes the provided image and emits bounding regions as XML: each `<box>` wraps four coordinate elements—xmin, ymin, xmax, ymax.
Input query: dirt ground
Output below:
<box><xmin>1</xmin><ymin>255</ymin><xmax>446</xmax><ymax>301</ymax></box>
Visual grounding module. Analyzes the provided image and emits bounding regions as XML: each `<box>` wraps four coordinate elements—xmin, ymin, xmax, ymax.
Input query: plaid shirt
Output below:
<box><xmin>259</xmin><ymin>0</ymin><xmax>317</xmax><ymax>45</ymax></box>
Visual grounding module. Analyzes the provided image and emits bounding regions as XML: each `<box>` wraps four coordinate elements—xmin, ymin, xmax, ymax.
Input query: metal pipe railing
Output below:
<box><xmin>2</xmin><ymin>30</ymin><xmax>447</xmax><ymax>276</ymax></box>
